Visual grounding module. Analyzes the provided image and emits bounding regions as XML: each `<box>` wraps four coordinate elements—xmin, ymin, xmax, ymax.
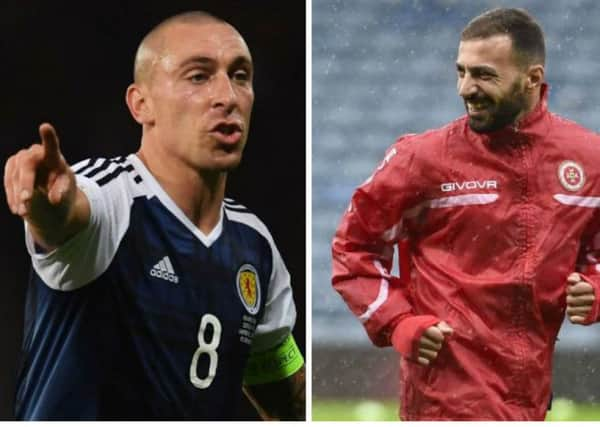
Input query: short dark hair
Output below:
<box><xmin>461</xmin><ymin>8</ymin><xmax>545</xmax><ymax>67</ymax></box>
<box><xmin>133</xmin><ymin>11</ymin><xmax>233</xmax><ymax>83</ymax></box>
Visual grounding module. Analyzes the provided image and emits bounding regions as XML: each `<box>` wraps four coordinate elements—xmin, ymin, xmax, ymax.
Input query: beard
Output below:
<box><xmin>464</xmin><ymin>79</ymin><xmax>528</xmax><ymax>133</ymax></box>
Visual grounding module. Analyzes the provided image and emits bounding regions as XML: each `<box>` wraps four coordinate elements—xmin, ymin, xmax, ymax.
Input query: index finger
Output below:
<box><xmin>39</xmin><ymin>123</ymin><xmax>61</xmax><ymax>163</ymax></box>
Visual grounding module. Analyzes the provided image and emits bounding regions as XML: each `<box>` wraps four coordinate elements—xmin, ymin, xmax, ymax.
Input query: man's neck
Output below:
<box><xmin>136</xmin><ymin>146</ymin><xmax>226</xmax><ymax>235</ymax></box>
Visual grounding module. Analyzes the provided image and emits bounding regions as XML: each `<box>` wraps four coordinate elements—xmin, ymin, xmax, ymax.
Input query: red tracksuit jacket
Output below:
<box><xmin>331</xmin><ymin>85</ymin><xmax>600</xmax><ymax>420</ymax></box>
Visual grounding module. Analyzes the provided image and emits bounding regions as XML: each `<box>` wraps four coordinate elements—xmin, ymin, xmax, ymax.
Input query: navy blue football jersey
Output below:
<box><xmin>15</xmin><ymin>155</ymin><xmax>296</xmax><ymax>420</ymax></box>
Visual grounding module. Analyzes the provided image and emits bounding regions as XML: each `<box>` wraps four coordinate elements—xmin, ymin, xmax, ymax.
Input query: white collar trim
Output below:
<box><xmin>129</xmin><ymin>154</ymin><xmax>223</xmax><ymax>247</ymax></box>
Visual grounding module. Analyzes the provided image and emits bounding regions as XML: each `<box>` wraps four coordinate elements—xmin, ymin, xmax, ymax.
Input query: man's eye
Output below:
<box><xmin>190</xmin><ymin>73</ymin><xmax>208</xmax><ymax>83</ymax></box>
<box><xmin>232</xmin><ymin>70</ymin><xmax>250</xmax><ymax>82</ymax></box>
<box><xmin>457</xmin><ymin>70</ymin><xmax>465</xmax><ymax>78</ymax></box>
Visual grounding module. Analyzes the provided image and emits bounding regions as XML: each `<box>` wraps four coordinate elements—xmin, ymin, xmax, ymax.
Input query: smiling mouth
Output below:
<box><xmin>468</xmin><ymin>101</ymin><xmax>487</xmax><ymax>110</ymax></box>
<box><xmin>466</xmin><ymin>99</ymin><xmax>492</xmax><ymax>115</ymax></box>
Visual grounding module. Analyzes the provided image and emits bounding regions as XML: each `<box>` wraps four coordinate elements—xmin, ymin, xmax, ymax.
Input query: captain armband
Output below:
<box><xmin>243</xmin><ymin>334</ymin><xmax>304</xmax><ymax>385</ymax></box>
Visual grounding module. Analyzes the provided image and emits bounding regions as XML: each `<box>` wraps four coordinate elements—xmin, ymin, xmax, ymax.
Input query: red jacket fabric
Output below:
<box><xmin>331</xmin><ymin>85</ymin><xmax>600</xmax><ymax>420</ymax></box>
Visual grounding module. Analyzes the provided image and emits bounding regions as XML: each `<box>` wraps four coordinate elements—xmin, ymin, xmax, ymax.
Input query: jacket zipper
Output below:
<box><xmin>512</xmin><ymin>135</ymin><xmax>533</xmax><ymax>405</ymax></box>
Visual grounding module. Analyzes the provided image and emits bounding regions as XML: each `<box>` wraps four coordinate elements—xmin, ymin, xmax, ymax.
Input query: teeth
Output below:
<box><xmin>469</xmin><ymin>102</ymin><xmax>486</xmax><ymax>111</ymax></box>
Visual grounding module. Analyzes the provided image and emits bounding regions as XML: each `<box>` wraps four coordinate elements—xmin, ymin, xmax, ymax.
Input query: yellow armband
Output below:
<box><xmin>243</xmin><ymin>334</ymin><xmax>304</xmax><ymax>385</ymax></box>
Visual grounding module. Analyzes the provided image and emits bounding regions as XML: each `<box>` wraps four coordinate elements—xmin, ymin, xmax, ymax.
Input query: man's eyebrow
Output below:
<box><xmin>179</xmin><ymin>56</ymin><xmax>215</xmax><ymax>69</ymax></box>
<box><xmin>230</xmin><ymin>55</ymin><xmax>253</xmax><ymax>70</ymax></box>
<box><xmin>455</xmin><ymin>63</ymin><xmax>497</xmax><ymax>74</ymax></box>
<box><xmin>178</xmin><ymin>55</ymin><xmax>253</xmax><ymax>70</ymax></box>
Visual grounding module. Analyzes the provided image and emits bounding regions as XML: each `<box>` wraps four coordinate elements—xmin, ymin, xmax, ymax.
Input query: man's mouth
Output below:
<box><xmin>468</xmin><ymin>101</ymin><xmax>486</xmax><ymax>110</ymax></box>
<box><xmin>466</xmin><ymin>99</ymin><xmax>492</xmax><ymax>115</ymax></box>
<box><xmin>210</xmin><ymin>122</ymin><xmax>243</xmax><ymax>144</ymax></box>
<box><xmin>213</xmin><ymin>123</ymin><xmax>242</xmax><ymax>134</ymax></box>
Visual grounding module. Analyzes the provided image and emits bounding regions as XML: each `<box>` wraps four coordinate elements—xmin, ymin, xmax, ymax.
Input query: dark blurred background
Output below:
<box><xmin>0</xmin><ymin>0</ymin><xmax>305</xmax><ymax>420</ymax></box>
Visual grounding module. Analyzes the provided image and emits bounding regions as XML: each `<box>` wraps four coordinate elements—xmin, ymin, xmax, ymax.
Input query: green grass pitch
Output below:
<box><xmin>312</xmin><ymin>398</ymin><xmax>600</xmax><ymax>421</ymax></box>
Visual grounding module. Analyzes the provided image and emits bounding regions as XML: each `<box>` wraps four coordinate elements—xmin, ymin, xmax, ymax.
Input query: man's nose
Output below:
<box><xmin>211</xmin><ymin>72</ymin><xmax>237</xmax><ymax>111</ymax></box>
<box><xmin>457</xmin><ymin>74</ymin><xmax>478</xmax><ymax>98</ymax></box>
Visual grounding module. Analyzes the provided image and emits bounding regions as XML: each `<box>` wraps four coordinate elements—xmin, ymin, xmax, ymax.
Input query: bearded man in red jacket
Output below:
<box><xmin>332</xmin><ymin>7</ymin><xmax>600</xmax><ymax>421</ymax></box>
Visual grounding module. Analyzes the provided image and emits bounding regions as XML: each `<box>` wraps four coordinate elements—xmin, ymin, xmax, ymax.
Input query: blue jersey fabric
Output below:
<box><xmin>15</xmin><ymin>155</ymin><xmax>294</xmax><ymax>420</ymax></box>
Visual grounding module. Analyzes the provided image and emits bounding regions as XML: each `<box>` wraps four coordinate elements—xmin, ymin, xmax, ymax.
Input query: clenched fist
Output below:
<box><xmin>566</xmin><ymin>272</ymin><xmax>595</xmax><ymax>324</ymax></box>
<box><xmin>417</xmin><ymin>321</ymin><xmax>453</xmax><ymax>366</ymax></box>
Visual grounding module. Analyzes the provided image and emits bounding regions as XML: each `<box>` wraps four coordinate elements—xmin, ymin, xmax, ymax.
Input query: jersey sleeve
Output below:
<box><xmin>250</xmin><ymin>236</ymin><xmax>297</xmax><ymax>353</ymax></box>
<box><xmin>331</xmin><ymin>136</ymin><xmax>435</xmax><ymax>349</ymax></box>
<box><xmin>25</xmin><ymin>157</ymin><xmax>138</xmax><ymax>291</ymax></box>
<box><xmin>244</xmin><ymin>231</ymin><xmax>302</xmax><ymax>384</ymax></box>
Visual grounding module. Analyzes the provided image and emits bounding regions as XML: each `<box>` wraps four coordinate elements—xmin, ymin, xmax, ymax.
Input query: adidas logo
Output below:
<box><xmin>150</xmin><ymin>256</ymin><xmax>179</xmax><ymax>284</ymax></box>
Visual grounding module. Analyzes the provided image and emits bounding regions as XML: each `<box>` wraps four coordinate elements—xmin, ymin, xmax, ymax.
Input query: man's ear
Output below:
<box><xmin>526</xmin><ymin>64</ymin><xmax>545</xmax><ymax>91</ymax></box>
<box><xmin>126</xmin><ymin>83</ymin><xmax>154</xmax><ymax>125</ymax></box>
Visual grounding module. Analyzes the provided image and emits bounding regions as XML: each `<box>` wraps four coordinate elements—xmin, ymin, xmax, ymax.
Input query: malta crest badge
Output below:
<box><xmin>236</xmin><ymin>264</ymin><xmax>261</xmax><ymax>314</ymax></box>
<box><xmin>558</xmin><ymin>160</ymin><xmax>585</xmax><ymax>192</ymax></box>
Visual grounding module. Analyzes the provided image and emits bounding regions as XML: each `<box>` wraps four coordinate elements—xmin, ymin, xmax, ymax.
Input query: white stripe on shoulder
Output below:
<box><xmin>405</xmin><ymin>193</ymin><xmax>498</xmax><ymax>218</ymax></box>
<box><xmin>225</xmin><ymin>209</ymin><xmax>276</xmax><ymax>248</ymax></box>
<box><xmin>358</xmin><ymin>260</ymin><xmax>389</xmax><ymax>323</ymax></box>
<box><xmin>71</xmin><ymin>157</ymin><xmax>138</xmax><ymax>186</ymax></box>
<box><xmin>93</xmin><ymin>161</ymin><xmax>120</xmax><ymax>180</ymax></box>
<box><xmin>224</xmin><ymin>198</ymin><xmax>248</xmax><ymax>209</ymax></box>
<box><xmin>71</xmin><ymin>158</ymin><xmax>102</xmax><ymax>175</ymax></box>
<box><xmin>429</xmin><ymin>193</ymin><xmax>498</xmax><ymax>208</ymax></box>
<box><xmin>554</xmin><ymin>194</ymin><xmax>600</xmax><ymax>208</ymax></box>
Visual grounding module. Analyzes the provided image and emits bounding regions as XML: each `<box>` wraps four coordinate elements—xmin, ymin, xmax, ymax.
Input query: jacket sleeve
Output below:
<box><xmin>331</xmin><ymin>137</ymin><xmax>440</xmax><ymax>352</ymax></box>
<box><xmin>575</xmin><ymin>225</ymin><xmax>600</xmax><ymax>325</ymax></box>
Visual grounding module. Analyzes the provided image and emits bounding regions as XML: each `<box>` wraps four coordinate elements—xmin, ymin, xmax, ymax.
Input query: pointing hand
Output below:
<box><xmin>4</xmin><ymin>123</ymin><xmax>75</xmax><ymax>220</ymax></box>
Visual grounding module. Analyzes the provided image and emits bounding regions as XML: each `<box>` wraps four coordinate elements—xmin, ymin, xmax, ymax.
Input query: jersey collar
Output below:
<box><xmin>129</xmin><ymin>154</ymin><xmax>224</xmax><ymax>247</ymax></box>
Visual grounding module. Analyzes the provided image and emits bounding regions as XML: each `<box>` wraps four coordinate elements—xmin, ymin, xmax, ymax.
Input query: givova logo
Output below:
<box><xmin>441</xmin><ymin>180</ymin><xmax>498</xmax><ymax>192</ymax></box>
